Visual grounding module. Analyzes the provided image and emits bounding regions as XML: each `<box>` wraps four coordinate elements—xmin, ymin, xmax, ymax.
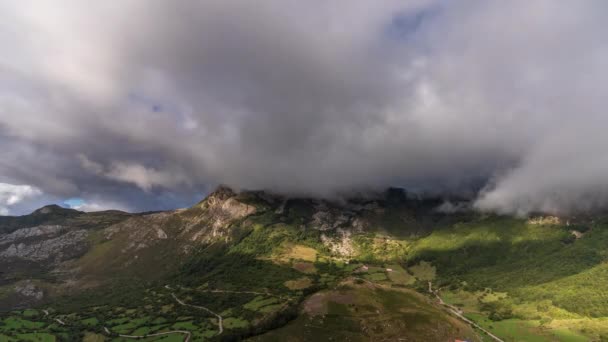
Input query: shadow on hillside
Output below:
<box><xmin>408</xmin><ymin>229</ymin><xmax>603</xmax><ymax>291</ymax></box>
<box><xmin>41</xmin><ymin>250</ymin><xmax>311</xmax><ymax>339</ymax></box>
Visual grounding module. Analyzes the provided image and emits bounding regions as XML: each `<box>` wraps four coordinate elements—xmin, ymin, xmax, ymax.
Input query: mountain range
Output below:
<box><xmin>1</xmin><ymin>186</ymin><xmax>606</xmax><ymax>341</ymax></box>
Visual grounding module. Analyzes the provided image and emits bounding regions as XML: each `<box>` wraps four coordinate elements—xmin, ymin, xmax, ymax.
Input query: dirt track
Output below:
<box><xmin>428</xmin><ymin>281</ymin><xmax>504</xmax><ymax>342</ymax></box>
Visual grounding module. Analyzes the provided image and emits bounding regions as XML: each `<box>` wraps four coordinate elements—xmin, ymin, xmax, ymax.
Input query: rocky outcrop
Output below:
<box><xmin>309</xmin><ymin>200</ymin><xmax>376</xmax><ymax>232</ymax></box>
<box><xmin>211</xmin><ymin>197</ymin><xmax>256</xmax><ymax>228</ymax></box>
<box><xmin>0</xmin><ymin>225</ymin><xmax>66</xmax><ymax>245</ymax></box>
<box><xmin>200</xmin><ymin>187</ymin><xmax>257</xmax><ymax>229</ymax></box>
<box><xmin>321</xmin><ymin>228</ymin><xmax>355</xmax><ymax>257</ymax></box>
<box><xmin>0</xmin><ymin>228</ymin><xmax>88</xmax><ymax>263</ymax></box>
<box><xmin>156</xmin><ymin>228</ymin><xmax>168</xmax><ymax>239</ymax></box>
<box><xmin>100</xmin><ymin>187</ymin><xmax>258</xmax><ymax>255</ymax></box>
<box><xmin>14</xmin><ymin>281</ymin><xmax>43</xmax><ymax>300</ymax></box>
<box><xmin>311</xmin><ymin>203</ymin><xmax>353</xmax><ymax>231</ymax></box>
<box><xmin>185</xmin><ymin>187</ymin><xmax>257</xmax><ymax>242</ymax></box>
<box><xmin>103</xmin><ymin>211</ymin><xmax>176</xmax><ymax>252</ymax></box>
<box><xmin>527</xmin><ymin>216</ymin><xmax>562</xmax><ymax>225</ymax></box>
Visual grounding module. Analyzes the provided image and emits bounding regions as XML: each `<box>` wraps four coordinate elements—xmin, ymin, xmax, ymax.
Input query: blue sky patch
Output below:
<box><xmin>63</xmin><ymin>197</ymin><xmax>85</xmax><ymax>209</ymax></box>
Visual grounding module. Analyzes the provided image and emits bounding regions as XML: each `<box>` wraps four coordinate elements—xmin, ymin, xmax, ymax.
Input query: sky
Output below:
<box><xmin>1</xmin><ymin>1</ymin><xmax>608</xmax><ymax>216</ymax></box>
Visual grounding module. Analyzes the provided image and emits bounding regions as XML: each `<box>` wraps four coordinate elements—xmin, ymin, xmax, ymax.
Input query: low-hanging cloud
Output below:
<box><xmin>1</xmin><ymin>0</ymin><xmax>608</xmax><ymax>215</ymax></box>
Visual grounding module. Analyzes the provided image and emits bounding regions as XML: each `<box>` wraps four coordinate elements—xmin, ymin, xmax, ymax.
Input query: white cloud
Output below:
<box><xmin>0</xmin><ymin>183</ymin><xmax>42</xmax><ymax>215</ymax></box>
<box><xmin>77</xmin><ymin>155</ymin><xmax>189</xmax><ymax>192</ymax></box>
<box><xmin>105</xmin><ymin>162</ymin><xmax>190</xmax><ymax>192</ymax></box>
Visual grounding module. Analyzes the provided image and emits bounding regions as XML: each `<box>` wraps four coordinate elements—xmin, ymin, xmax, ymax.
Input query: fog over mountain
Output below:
<box><xmin>1</xmin><ymin>1</ymin><xmax>607</xmax><ymax>215</ymax></box>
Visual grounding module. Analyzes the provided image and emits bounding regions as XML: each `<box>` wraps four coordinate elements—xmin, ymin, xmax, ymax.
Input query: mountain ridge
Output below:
<box><xmin>1</xmin><ymin>186</ymin><xmax>607</xmax><ymax>341</ymax></box>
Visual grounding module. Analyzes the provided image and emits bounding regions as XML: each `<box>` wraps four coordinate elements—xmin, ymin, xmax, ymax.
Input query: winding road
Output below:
<box><xmin>42</xmin><ymin>309</ymin><xmax>66</xmax><ymax>326</ymax></box>
<box><xmin>103</xmin><ymin>326</ymin><xmax>192</xmax><ymax>342</ymax></box>
<box><xmin>170</xmin><ymin>292</ymin><xmax>224</xmax><ymax>335</ymax></box>
<box><xmin>428</xmin><ymin>281</ymin><xmax>504</xmax><ymax>342</ymax></box>
<box><xmin>164</xmin><ymin>285</ymin><xmax>224</xmax><ymax>335</ymax></box>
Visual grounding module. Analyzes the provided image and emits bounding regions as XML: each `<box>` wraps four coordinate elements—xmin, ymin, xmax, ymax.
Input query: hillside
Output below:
<box><xmin>1</xmin><ymin>187</ymin><xmax>607</xmax><ymax>341</ymax></box>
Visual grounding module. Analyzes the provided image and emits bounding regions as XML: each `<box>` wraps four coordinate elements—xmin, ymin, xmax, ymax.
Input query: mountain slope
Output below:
<box><xmin>1</xmin><ymin>187</ymin><xmax>607</xmax><ymax>341</ymax></box>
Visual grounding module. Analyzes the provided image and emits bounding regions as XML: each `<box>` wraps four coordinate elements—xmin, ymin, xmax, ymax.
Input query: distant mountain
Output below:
<box><xmin>31</xmin><ymin>204</ymin><xmax>81</xmax><ymax>216</ymax></box>
<box><xmin>0</xmin><ymin>186</ymin><xmax>605</xmax><ymax>341</ymax></box>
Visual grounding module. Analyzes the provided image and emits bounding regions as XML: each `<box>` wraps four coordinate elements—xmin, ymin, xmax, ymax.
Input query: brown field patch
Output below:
<box><xmin>280</xmin><ymin>244</ymin><xmax>318</xmax><ymax>262</ymax></box>
<box><xmin>284</xmin><ymin>277</ymin><xmax>313</xmax><ymax>290</ymax></box>
<box><xmin>293</xmin><ymin>262</ymin><xmax>317</xmax><ymax>274</ymax></box>
<box><xmin>303</xmin><ymin>292</ymin><xmax>328</xmax><ymax>316</ymax></box>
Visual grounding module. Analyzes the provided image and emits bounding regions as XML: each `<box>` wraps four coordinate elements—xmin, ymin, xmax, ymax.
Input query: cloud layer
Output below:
<box><xmin>1</xmin><ymin>1</ymin><xmax>608</xmax><ymax>215</ymax></box>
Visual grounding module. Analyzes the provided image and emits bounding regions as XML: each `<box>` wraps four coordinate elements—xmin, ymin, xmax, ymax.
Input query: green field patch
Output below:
<box><xmin>343</xmin><ymin>263</ymin><xmax>362</xmax><ymax>273</ymax></box>
<box><xmin>106</xmin><ymin>317</ymin><xmax>130</xmax><ymax>325</ymax></box>
<box><xmin>441</xmin><ymin>290</ymin><xmax>482</xmax><ymax>312</ymax></box>
<box><xmin>151</xmin><ymin>317</ymin><xmax>168</xmax><ymax>324</ymax></box>
<box><xmin>550</xmin><ymin>328</ymin><xmax>588</xmax><ymax>341</ymax></box>
<box><xmin>144</xmin><ymin>324</ymin><xmax>171</xmax><ymax>334</ymax></box>
<box><xmin>244</xmin><ymin>296</ymin><xmax>280</xmax><ymax>311</ymax></box>
<box><xmin>21</xmin><ymin>309</ymin><xmax>39</xmax><ymax>318</ymax></box>
<box><xmin>112</xmin><ymin>323</ymin><xmax>138</xmax><ymax>334</ymax></box>
<box><xmin>223</xmin><ymin>317</ymin><xmax>250</xmax><ymax>329</ymax></box>
<box><xmin>467</xmin><ymin>313</ymin><xmax>549</xmax><ymax>341</ymax></box>
<box><xmin>45</xmin><ymin>323</ymin><xmax>68</xmax><ymax>332</ymax></box>
<box><xmin>333</xmin><ymin>260</ymin><xmax>346</xmax><ymax>268</ymax></box>
<box><xmin>2</xmin><ymin>316</ymin><xmax>46</xmax><ymax>330</ymax></box>
<box><xmin>130</xmin><ymin>326</ymin><xmax>153</xmax><ymax>335</ymax></box>
<box><xmin>172</xmin><ymin>321</ymin><xmax>197</xmax><ymax>330</ymax></box>
<box><xmin>15</xmin><ymin>333</ymin><xmax>56</xmax><ymax>342</ymax></box>
<box><xmin>408</xmin><ymin>261</ymin><xmax>436</xmax><ymax>281</ymax></box>
<box><xmin>192</xmin><ymin>329</ymin><xmax>217</xmax><ymax>341</ymax></box>
<box><xmin>365</xmin><ymin>265</ymin><xmax>386</xmax><ymax>273</ymax></box>
<box><xmin>259</xmin><ymin>304</ymin><xmax>284</xmax><ymax>314</ymax></box>
<box><xmin>386</xmin><ymin>264</ymin><xmax>415</xmax><ymax>285</ymax></box>
<box><xmin>112</xmin><ymin>317</ymin><xmax>149</xmax><ymax>334</ymax></box>
<box><xmin>364</xmin><ymin>272</ymin><xmax>388</xmax><ymax>282</ymax></box>
<box><xmin>80</xmin><ymin>317</ymin><xmax>99</xmax><ymax>326</ymax></box>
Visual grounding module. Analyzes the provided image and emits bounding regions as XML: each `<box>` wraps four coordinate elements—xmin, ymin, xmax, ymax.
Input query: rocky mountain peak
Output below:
<box><xmin>202</xmin><ymin>185</ymin><xmax>237</xmax><ymax>204</ymax></box>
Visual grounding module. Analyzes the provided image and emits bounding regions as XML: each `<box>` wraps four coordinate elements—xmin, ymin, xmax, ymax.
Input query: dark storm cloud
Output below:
<box><xmin>1</xmin><ymin>0</ymin><xmax>608</xmax><ymax>215</ymax></box>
